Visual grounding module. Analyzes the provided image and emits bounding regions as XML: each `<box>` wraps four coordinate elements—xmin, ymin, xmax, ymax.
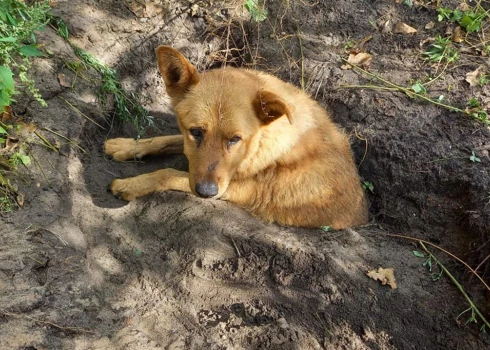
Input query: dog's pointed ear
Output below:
<box><xmin>253</xmin><ymin>90</ymin><xmax>293</xmax><ymax>125</ymax></box>
<box><xmin>155</xmin><ymin>45</ymin><xmax>199</xmax><ymax>101</ymax></box>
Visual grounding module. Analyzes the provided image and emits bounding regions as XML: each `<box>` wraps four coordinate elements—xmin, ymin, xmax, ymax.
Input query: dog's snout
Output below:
<box><xmin>195</xmin><ymin>181</ymin><xmax>219</xmax><ymax>198</ymax></box>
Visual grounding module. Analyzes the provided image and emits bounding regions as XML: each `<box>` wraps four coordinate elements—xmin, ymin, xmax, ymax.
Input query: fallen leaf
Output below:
<box><xmin>350</xmin><ymin>35</ymin><xmax>373</xmax><ymax>55</ymax></box>
<box><xmin>191</xmin><ymin>4</ymin><xmax>199</xmax><ymax>16</ymax></box>
<box><xmin>452</xmin><ymin>26</ymin><xmax>464</xmax><ymax>43</ymax></box>
<box><xmin>18</xmin><ymin>122</ymin><xmax>37</xmax><ymax>134</ymax></box>
<box><xmin>394</xmin><ymin>22</ymin><xmax>417</xmax><ymax>34</ymax></box>
<box><xmin>466</xmin><ymin>66</ymin><xmax>482</xmax><ymax>87</ymax></box>
<box><xmin>367</xmin><ymin>267</ymin><xmax>397</xmax><ymax>289</ymax></box>
<box><xmin>16</xmin><ymin>193</ymin><xmax>24</xmax><ymax>207</ymax></box>
<box><xmin>58</xmin><ymin>73</ymin><xmax>72</xmax><ymax>87</ymax></box>
<box><xmin>1</xmin><ymin>106</ymin><xmax>13</xmax><ymax>123</ymax></box>
<box><xmin>425</xmin><ymin>21</ymin><xmax>435</xmax><ymax>30</ymax></box>
<box><xmin>341</xmin><ymin>52</ymin><xmax>373</xmax><ymax>70</ymax></box>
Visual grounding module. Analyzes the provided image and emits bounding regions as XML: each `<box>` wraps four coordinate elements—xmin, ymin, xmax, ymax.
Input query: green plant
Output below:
<box><xmin>362</xmin><ymin>181</ymin><xmax>374</xmax><ymax>193</ymax></box>
<box><xmin>244</xmin><ymin>0</ymin><xmax>268</xmax><ymax>22</ymax></box>
<box><xmin>424</xmin><ymin>35</ymin><xmax>459</xmax><ymax>64</ymax></box>
<box><xmin>0</xmin><ymin>0</ymin><xmax>51</xmax><ymax>111</ymax></box>
<box><xmin>466</xmin><ymin>97</ymin><xmax>489</xmax><ymax>124</ymax></box>
<box><xmin>479</xmin><ymin>73</ymin><xmax>489</xmax><ymax>86</ymax></box>
<box><xmin>9</xmin><ymin>152</ymin><xmax>30</xmax><ymax>167</ymax></box>
<box><xmin>0</xmin><ymin>193</ymin><xmax>14</xmax><ymax>212</ymax></box>
<box><xmin>437</xmin><ymin>8</ymin><xmax>463</xmax><ymax>23</ymax></box>
<box><xmin>469</xmin><ymin>151</ymin><xmax>481</xmax><ymax>163</ymax></box>
<box><xmin>411</xmin><ymin>81</ymin><xmax>427</xmax><ymax>94</ymax></box>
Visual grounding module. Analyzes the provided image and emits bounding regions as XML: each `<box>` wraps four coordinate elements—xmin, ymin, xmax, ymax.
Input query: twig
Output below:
<box><xmin>1</xmin><ymin>310</ymin><xmax>95</xmax><ymax>334</ymax></box>
<box><xmin>28</xmin><ymin>150</ymin><xmax>50</xmax><ymax>185</ymax></box>
<box><xmin>354</xmin><ymin>128</ymin><xmax>368</xmax><ymax>168</ymax></box>
<box><xmin>297</xmin><ymin>27</ymin><xmax>305</xmax><ymax>91</ymax></box>
<box><xmin>419</xmin><ymin>242</ymin><xmax>490</xmax><ymax>330</ymax></box>
<box><xmin>475</xmin><ymin>253</ymin><xmax>490</xmax><ymax>274</ymax></box>
<box><xmin>42</xmin><ymin>127</ymin><xmax>87</xmax><ymax>154</ymax></box>
<box><xmin>34</xmin><ymin>131</ymin><xmax>58</xmax><ymax>153</ymax></box>
<box><xmin>58</xmin><ymin>96</ymin><xmax>106</xmax><ymax>130</ymax></box>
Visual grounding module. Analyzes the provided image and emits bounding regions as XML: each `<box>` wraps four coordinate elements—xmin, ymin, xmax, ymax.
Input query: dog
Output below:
<box><xmin>104</xmin><ymin>46</ymin><xmax>368</xmax><ymax>229</ymax></box>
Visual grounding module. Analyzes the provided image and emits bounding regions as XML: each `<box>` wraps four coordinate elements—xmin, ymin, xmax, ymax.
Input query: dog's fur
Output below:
<box><xmin>105</xmin><ymin>46</ymin><xmax>368</xmax><ymax>229</ymax></box>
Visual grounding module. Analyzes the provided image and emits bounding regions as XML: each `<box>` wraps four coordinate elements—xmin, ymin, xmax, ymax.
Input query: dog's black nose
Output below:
<box><xmin>195</xmin><ymin>182</ymin><xmax>218</xmax><ymax>198</ymax></box>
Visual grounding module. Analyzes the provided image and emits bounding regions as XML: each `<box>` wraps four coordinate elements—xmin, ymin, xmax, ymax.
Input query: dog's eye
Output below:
<box><xmin>227</xmin><ymin>135</ymin><xmax>241</xmax><ymax>148</ymax></box>
<box><xmin>189</xmin><ymin>128</ymin><xmax>203</xmax><ymax>138</ymax></box>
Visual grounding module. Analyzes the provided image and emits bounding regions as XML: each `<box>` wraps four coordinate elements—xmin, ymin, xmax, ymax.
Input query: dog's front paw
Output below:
<box><xmin>109</xmin><ymin>178</ymin><xmax>141</xmax><ymax>201</ymax></box>
<box><xmin>104</xmin><ymin>138</ymin><xmax>142</xmax><ymax>161</ymax></box>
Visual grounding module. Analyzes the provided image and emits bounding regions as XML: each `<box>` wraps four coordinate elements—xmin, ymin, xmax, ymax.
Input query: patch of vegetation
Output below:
<box><xmin>0</xmin><ymin>0</ymin><xmax>50</xmax><ymax>112</ymax></box>
<box><xmin>423</xmin><ymin>35</ymin><xmax>459</xmax><ymax>63</ymax></box>
<box><xmin>0</xmin><ymin>120</ymin><xmax>32</xmax><ymax>213</ymax></box>
<box><xmin>437</xmin><ymin>6</ymin><xmax>486</xmax><ymax>33</ymax></box>
<box><xmin>466</xmin><ymin>97</ymin><xmax>488</xmax><ymax>124</ymax></box>
<box><xmin>435</xmin><ymin>2</ymin><xmax>490</xmax><ymax>55</ymax></box>
<box><xmin>51</xmin><ymin>18</ymin><xmax>153</xmax><ymax>138</ymax></box>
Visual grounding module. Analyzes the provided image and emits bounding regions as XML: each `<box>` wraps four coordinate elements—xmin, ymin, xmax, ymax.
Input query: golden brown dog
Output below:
<box><xmin>105</xmin><ymin>46</ymin><xmax>368</xmax><ymax>229</ymax></box>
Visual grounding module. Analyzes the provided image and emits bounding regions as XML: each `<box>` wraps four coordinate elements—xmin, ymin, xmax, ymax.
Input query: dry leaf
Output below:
<box><xmin>457</xmin><ymin>2</ymin><xmax>470</xmax><ymax>12</ymax></box>
<box><xmin>350</xmin><ymin>35</ymin><xmax>373</xmax><ymax>55</ymax></box>
<box><xmin>58</xmin><ymin>73</ymin><xmax>71</xmax><ymax>87</ymax></box>
<box><xmin>425</xmin><ymin>21</ymin><xmax>435</xmax><ymax>30</ymax></box>
<box><xmin>451</xmin><ymin>26</ymin><xmax>464</xmax><ymax>43</ymax></box>
<box><xmin>1</xmin><ymin>106</ymin><xmax>13</xmax><ymax>123</ymax></box>
<box><xmin>125</xmin><ymin>0</ymin><xmax>163</xmax><ymax>18</ymax></box>
<box><xmin>16</xmin><ymin>193</ymin><xmax>24</xmax><ymax>207</ymax></box>
<box><xmin>466</xmin><ymin>66</ymin><xmax>482</xmax><ymax>87</ymax></box>
<box><xmin>394</xmin><ymin>22</ymin><xmax>417</xmax><ymax>34</ymax></box>
<box><xmin>367</xmin><ymin>267</ymin><xmax>397</xmax><ymax>289</ymax></box>
<box><xmin>341</xmin><ymin>52</ymin><xmax>373</xmax><ymax>70</ymax></box>
<box><xmin>19</xmin><ymin>122</ymin><xmax>37</xmax><ymax>134</ymax></box>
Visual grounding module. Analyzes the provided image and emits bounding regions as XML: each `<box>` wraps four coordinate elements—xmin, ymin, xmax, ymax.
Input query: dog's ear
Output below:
<box><xmin>253</xmin><ymin>91</ymin><xmax>293</xmax><ymax>125</ymax></box>
<box><xmin>155</xmin><ymin>46</ymin><xmax>199</xmax><ymax>101</ymax></box>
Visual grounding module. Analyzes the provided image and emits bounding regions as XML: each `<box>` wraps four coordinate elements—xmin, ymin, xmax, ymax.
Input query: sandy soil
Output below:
<box><xmin>1</xmin><ymin>1</ymin><xmax>489</xmax><ymax>349</ymax></box>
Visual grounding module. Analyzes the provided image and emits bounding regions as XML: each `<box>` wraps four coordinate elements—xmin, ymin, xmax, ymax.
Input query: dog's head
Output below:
<box><xmin>155</xmin><ymin>46</ymin><xmax>293</xmax><ymax>199</ymax></box>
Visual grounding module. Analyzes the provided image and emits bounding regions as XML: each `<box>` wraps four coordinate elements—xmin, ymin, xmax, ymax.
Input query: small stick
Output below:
<box><xmin>34</xmin><ymin>131</ymin><xmax>58</xmax><ymax>153</ymax></box>
<box><xmin>297</xmin><ymin>27</ymin><xmax>305</xmax><ymax>91</ymax></box>
<box><xmin>58</xmin><ymin>96</ymin><xmax>106</xmax><ymax>130</ymax></box>
<box><xmin>42</xmin><ymin>127</ymin><xmax>87</xmax><ymax>154</ymax></box>
<box><xmin>1</xmin><ymin>310</ymin><xmax>95</xmax><ymax>334</ymax></box>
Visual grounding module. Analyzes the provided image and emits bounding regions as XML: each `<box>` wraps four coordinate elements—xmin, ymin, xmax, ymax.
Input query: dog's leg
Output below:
<box><xmin>109</xmin><ymin>169</ymin><xmax>190</xmax><ymax>201</ymax></box>
<box><xmin>104</xmin><ymin>135</ymin><xmax>183</xmax><ymax>161</ymax></box>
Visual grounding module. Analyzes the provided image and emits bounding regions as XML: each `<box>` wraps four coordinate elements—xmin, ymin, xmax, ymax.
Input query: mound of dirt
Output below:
<box><xmin>1</xmin><ymin>1</ymin><xmax>489</xmax><ymax>349</ymax></box>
